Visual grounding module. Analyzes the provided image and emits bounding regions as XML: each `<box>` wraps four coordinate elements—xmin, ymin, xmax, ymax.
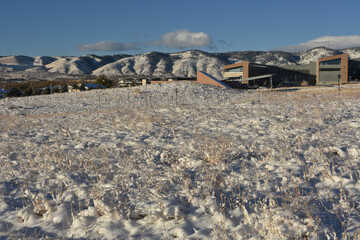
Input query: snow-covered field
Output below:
<box><xmin>0</xmin><ymin>82</ymin><xmax>359</xmax><ymax>239</ymax></box>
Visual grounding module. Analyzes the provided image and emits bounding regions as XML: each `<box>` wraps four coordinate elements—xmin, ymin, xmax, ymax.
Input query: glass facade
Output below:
<box><xmin>225</xmin><ymin>66</ymin><xmax>243</xmax><ymax>73</ymax></box>
<box><xmin>319</xmin><ymin>59</ymin><xmax>341</xmax><ymax>66</ymax></box>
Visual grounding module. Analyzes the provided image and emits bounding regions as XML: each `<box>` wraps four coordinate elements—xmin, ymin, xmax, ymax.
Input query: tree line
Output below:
<box><xmin>1</xmin><ymin>75</ymin><xmax>115</xmax><ymax>98</ymax></box>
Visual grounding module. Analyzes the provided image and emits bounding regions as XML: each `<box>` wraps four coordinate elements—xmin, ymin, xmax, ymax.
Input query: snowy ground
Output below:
<box><xmin>0</xmin><ymin>82</ymin><xmax>360</xmax><ymax>239</ymax></box>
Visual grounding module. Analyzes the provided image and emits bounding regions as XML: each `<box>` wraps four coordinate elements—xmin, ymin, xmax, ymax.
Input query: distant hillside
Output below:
<box><xmin>1</xmin><ymin>47</ymin><xmax>360</xmax><ymax>80</ymax></box>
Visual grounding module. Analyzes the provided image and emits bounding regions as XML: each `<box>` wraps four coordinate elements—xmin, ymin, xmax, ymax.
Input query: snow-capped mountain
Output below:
<box><xmin>296</xmin><ymin>47</ymin><xmax>343</xmax><ymax>65</ymax></box>
<box><xmin>92</xmin><ymin>51</ymin><xmax>225</xmax><ymax>78</ymax></box>
<box><xmin>1</xmin><ymin>47</ymin><xmax>360</xmax><ymax>80</ymax></box>
<box><xmin>343</xmin><ymin>47</ymin><xmax>360</xmax><ymax>59</ymax></box>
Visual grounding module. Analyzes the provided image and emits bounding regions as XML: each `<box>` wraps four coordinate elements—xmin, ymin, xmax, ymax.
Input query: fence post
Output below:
<box><xmin>127</xmin><ymin>92</ymin><xmax>130</xmax><ymax>110</ymax></box>
<box><xmin>175</xmin><ymin>88</ymin><xmax>178</xmax><ymax>106</ymax></box>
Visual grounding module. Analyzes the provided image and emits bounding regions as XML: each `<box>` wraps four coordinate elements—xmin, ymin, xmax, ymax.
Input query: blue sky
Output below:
<box><xmin>1</xmin><ymin>0</ymin><xmax>359</xmax><ymax>56</ymax></box>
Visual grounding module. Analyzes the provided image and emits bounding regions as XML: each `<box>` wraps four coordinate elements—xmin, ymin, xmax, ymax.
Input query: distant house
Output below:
<box><xmin>83</xmin><ymin>83</ymin><xmax>105</xmax><ymax>90</ymax></box>
<box><xmin>118</xmin><ymin>79</ymin><xmax>141</xmax><ymax>87</ymax></box>
<box><xmin>148</xmin><ymin>73</ymin><xmax>229</xmax><ymax>89</ymax></box>
<box><xmin>0</xmin><ymin>88</ymin><xmax>9</xmax><ymax>98</ymax></box>
<box><xmin>150</xmin><ymin>77</ymin><xmax>197</xmax><ymax>85</ymax></box>
<box><xmin>68</xmin><ymin>86</ymin><xmax>80</xmax><ymax>93</ymax></box>
<box><xmin>68</xmin><ymin>83</ymin><xmax>105</xmax><ymax>93</ymax></box>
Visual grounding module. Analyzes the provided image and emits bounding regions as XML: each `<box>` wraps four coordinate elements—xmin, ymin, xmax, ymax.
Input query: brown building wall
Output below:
<box><xmin>197</xmin><ymin>70</ymin><xmax>229</xmax><ymax>88</ymax></box>
<box><xmin>316</xmin><ymin>53</ymin><xmax>348</xmax><ymax>85</ymax></box>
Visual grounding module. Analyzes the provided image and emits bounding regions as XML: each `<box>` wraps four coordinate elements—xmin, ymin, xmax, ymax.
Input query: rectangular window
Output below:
<box><xmin>225</xmin><ymin>66</ymin><xmax>243</xmax><ymax>73</ymax></box>
<box><xmin>320</xmin><ymin>59</ymin><xmax>341</xmax><ymax>66</ymax></box>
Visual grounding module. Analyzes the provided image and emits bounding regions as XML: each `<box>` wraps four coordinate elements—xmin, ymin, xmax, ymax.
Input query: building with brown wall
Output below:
<box><xmin>223</xmin><ymin>61</ymin><xmax>315</xmax><ymax>88</ymax></box>
<box><xmin>223</xmin><ymin>53</ymin><xmax>360</xmax><ymax>87</ymax></box>
<box><xmin>223</xmin><ymin>61</ymin><xmax>250</xmax><ymax>80</ymax></box>
<box><xmin>316</xmin><ymin>53</ymin><xmax>348</xmax><ymax>85</ymax></box>
<box><xmin>148</xmin><ymin>53</ymin><xmax>359</xmax><ymax>89</ymax></box>
<box><xmin>197</xmin><ymin>70</ymin><xmax>230</xmax><ymax>88</ymax></box>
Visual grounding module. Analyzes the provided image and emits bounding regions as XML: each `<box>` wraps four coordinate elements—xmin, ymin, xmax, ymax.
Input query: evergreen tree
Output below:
<box><xmin>6</xmin><ymin>88</ymin><xmax>22</xmax><ymax>97</ymax></box>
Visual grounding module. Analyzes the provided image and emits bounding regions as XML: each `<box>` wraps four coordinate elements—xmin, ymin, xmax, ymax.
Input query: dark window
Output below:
<box><xmin>320</xmin><ymin>59</ymin><xmax>341</xmax><ymax>66</ymax></box>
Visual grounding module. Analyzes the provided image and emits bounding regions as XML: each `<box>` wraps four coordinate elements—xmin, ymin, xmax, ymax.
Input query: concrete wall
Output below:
<box><xmin>249</xmin><ymin>64</ymin><xmax>271</xmax><ymax>77</ymax></box>
<box><xmin>282</xmin><ymin>62</ymin><xmax>317</xmax><ymax>76</ymax></box>
<box><xmin>278</xmin><ymin>63</ymin><xmax>317</xmax><ymax>86</ymax></box>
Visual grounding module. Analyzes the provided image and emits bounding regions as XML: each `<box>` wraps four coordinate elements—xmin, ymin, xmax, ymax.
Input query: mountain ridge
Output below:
<box><xmin>1</xmin><ymin>47</ymin><xmax>360</xmax><ymax>80</ymax></box>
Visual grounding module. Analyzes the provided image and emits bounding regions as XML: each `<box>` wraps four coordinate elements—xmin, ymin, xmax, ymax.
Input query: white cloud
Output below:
<box><xmin>154</xmin><ymin>29</ymin><xmax>213</xmax><ymax>48</ymax></box>
<box><xmin>77</xmin><ymin>41</ymin><xmax>138</xmax><ymax>52</ymax></box>
<box><xmin>276</xmin><ymin>35</ymin><xmax>360</xmax><ymax>52</ymax></box>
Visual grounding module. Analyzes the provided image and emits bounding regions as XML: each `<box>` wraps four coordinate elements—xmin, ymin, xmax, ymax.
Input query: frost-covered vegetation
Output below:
<box><xmin>0</xmin><ymin>82</ymin><xmax>359</xmax><ymax>239</ymax></box>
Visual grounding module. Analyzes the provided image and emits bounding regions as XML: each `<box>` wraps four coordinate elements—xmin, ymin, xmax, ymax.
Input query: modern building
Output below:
<box><xmin>317</xmin><ymin>54</ymin><xmax>360</xmax><ymax>85</ymax></box>
<box><xmin>317</xmin><ymin>54</ymin><xmax>348</xmax><ymax>85</ymax></box>
<box><xmin>223</xmin><ymin>53</ymin><xmax>360</xmax><ymax>88</ymax></box>
<box><xmin>223</xmin><ymin>61</ymin><xmax>317</xmax><ymax>88</ymax></box>
<box><xmin>146</xmin><ymin>53</ymin><xmax>360</xmax><ymax>89</ymax></box>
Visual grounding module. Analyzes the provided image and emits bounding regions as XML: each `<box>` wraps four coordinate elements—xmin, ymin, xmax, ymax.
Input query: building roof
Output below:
<box><xmin>223</xmin><ymin>61</ymin><xmax>270</xmax><ymax>70</ymax></box>
<box><xmin>223</xmin><ymin>61</ymin><xmax>249</xmax><ymax>70</ymax></box>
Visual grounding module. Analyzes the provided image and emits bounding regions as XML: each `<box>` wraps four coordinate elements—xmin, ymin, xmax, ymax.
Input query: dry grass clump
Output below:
<box><xmin>197</xmin><ymin>136</ymin><xmax>233</xmax><ymax>165</ymax></box>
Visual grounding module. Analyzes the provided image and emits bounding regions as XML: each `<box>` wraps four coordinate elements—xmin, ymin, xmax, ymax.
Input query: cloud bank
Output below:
<box><xmin>276</xmin><ymin>35</ymin><xmax>360</xmax><ymax>52</ymax></box>
<box><xmin>77</xmin><ymin>30</ymin><xmax>214</xmax><ymax>52</ymax></box>
<box><xmin>154</xmin><ymin>29</ymin><xmax>213</xmax><ymax>48</ymax></box>
<box><xmin>77</xmin><ymin>41</ymin><xmax>139</xmax><ymax>52</ymax></box>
